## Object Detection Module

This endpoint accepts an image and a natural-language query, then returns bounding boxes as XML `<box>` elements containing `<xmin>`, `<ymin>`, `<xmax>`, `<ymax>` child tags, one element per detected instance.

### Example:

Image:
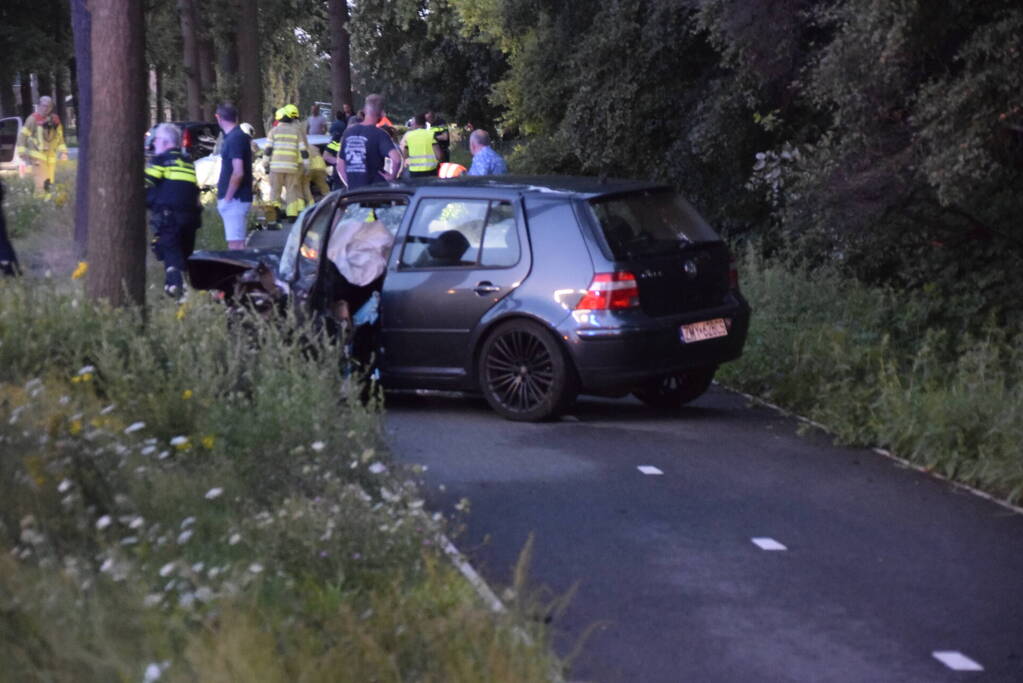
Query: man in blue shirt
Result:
<box><xmin>467</xmin><ymin>129</ymin><xmax>508</xmax><ymax>176</ymax></box>
<box><xmin>338</xmin><ymin>94</ymin><xmax>402</xmax><ymax>189</ymax></box>
<box><xmin>214</xmin><ymin>103</ymin><xmax>253</xmax><ymax>249</ymax></box>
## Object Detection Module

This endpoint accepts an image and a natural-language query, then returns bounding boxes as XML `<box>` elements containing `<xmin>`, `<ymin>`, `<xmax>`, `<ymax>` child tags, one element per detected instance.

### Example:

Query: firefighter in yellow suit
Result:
<box><xmin>16</xmin><ymin>96</ymin><xmax>68</xmax><ymax>200</ymax></box>
<box><xmin>263</xmin><ymin>104</ymin><xmax>308</xmax><ymax>222</ymax></box>
<box><xmin>303</xmin><ymin>141</ymin><xmax>330</xmax><ymax>205</ymax></box>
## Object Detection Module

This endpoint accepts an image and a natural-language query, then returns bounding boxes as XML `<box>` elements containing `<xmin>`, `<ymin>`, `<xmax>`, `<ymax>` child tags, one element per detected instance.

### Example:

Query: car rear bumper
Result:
<box><xmin>563</xmin><ymin>294</ymin><xmax>750</xmax><ymax>390</ymax></box>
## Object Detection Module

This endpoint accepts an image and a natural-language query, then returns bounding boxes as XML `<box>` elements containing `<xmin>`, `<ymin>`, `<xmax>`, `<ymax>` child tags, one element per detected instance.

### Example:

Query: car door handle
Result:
<box><xmin>474</xmin><ymin>281</ymin><xmax>501</xmax><ymax>295</ymax></box>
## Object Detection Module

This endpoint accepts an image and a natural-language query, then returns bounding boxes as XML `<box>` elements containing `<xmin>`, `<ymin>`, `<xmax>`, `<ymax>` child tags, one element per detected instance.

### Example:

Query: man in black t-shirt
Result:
<box><xmin>214</xmin><ymin>103</ymin><xmax>253</xmax><ymax>249</ymax></box>
<box><xmin>338</xmin><ymin>94</ymin><xmax>402</xmax><ymax>189</ymax></box>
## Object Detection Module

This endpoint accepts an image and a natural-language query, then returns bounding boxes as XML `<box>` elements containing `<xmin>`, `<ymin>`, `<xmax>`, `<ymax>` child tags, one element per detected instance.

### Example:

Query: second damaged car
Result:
<box><xmin>187</xmin><ymin>176</ymin><xmax>751</xmax><ymax>421</ymax></box>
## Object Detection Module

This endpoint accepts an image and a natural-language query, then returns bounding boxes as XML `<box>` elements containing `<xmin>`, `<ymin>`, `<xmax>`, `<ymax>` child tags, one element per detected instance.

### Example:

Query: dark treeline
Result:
<box><xmin>400</xmin><ymin>0</ymin><xmax>1021</xmax><ymax>323</ymax></box>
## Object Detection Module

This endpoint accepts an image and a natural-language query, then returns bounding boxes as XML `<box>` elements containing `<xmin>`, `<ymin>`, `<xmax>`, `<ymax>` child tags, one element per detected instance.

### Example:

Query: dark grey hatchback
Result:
<box><xmin>188</xmin><ymin>176</ymin><xmax>750</xmax><ymax>421</ymax></box>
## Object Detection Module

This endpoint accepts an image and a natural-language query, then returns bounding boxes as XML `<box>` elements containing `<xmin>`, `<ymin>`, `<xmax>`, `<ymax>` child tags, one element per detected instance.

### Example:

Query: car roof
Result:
<box><xmin>343</xmin><ymin>175</ymin><xmax>671</xmax><ymax>201</ymax></box>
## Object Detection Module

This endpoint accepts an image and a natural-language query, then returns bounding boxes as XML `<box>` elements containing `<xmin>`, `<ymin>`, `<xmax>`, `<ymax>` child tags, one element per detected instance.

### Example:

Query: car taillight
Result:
<box><xmin>182</xmin><ymin>129</ymin><xmax>193</xmax><ymax>149</ymax></box>
<box><xmin>575</xmin><ymin>271</ymin><xmax>640</xmax><ymax>310</ymax></box>
<box><xmin>728</xmin><ymin>255</ymin><xmax>739</xmax><ymax>290</ymax></box>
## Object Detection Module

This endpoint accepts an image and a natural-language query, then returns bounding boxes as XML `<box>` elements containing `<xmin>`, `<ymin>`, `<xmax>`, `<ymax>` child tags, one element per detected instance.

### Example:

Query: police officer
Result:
<box><xmin>145</xmin><ymin>123</ymin><xmax>201</xmax><ymax>299</ymax></box>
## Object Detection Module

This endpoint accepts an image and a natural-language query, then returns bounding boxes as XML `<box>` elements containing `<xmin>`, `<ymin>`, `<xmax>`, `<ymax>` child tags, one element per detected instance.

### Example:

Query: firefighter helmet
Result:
<box><xmin>240</xmin><ymin>122</ymin><xmax>255</xmax><ymax>137</ymax></box>
<box><xmin>282</xmin><ymin>104</ymin><xmax>300</xmax><ymax>120</ymax></box>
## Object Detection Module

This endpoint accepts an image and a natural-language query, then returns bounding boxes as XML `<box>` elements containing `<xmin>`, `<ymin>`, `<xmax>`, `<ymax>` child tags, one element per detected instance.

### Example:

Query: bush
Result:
<box><xmin>720</xmin><ymin>244</ymin><xmax>1023</xmax><ymax>502</ymax></box>
<box><xmin>0</xmin><ymin>279</ymin><xmax>561</xmax><ymax>682</ymax></box>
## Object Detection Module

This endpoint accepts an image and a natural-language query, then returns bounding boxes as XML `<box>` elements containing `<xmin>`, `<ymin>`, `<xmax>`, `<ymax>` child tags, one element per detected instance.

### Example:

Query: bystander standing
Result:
<box><xmin>214</xmin><ymin>103</ymin><xmax>253</xmax><ymax>249</ymax></box>
<box><xmin>337</xmin><ymin>94</ymin><xmax>403</xmax><ymax>189</ymax></box>
<box><xmin>307</xmin><ymin>104</ymin><xmax>327</xmax><ymax>135</ymax></box>
<box><xmin>0</xmin><ymin>180</ymin><xmax>20</xmax><ymax>277</ymax></box>
<box><xmin>466</xmin><ymin>130</ymin><xmax>508</xmax><ymax>176</ymax></box>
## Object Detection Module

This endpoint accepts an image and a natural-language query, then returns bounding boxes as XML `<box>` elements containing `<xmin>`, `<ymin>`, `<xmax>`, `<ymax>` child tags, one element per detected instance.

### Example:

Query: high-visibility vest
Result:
<box><xmin>16</xmin><ymin>113</ymin><xmax>67</xmax><ymax>163</ymax></box>
<box><xmin>437</xmin><ymin>162</ymin><xmax>467</xmax><ymax>178</ymax></box>
<box><xmin>266</xmin><ymin>121</ymin><xmax>307</xmax><ymax>173</ymax></box>
<box><xmin>404</xmin><ymin>128</ymin><xmax>438</xmax><ymax>173</ymax></box>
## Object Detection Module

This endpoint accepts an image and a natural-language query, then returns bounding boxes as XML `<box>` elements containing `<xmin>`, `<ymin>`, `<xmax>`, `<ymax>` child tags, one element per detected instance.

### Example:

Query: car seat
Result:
<box><xmin>426</xmin><ymin>229</ymin><xmax>470</xmax><ymax>266</ymax></box>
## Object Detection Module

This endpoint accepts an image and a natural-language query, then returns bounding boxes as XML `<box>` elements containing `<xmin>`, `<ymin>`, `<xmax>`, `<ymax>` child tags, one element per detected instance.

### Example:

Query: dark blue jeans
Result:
<box><xmin>0</xmin><ymin>181</ymin><xmax>18</xmax><ymax>276</ymax></box>
<box><xmin>150</xmin><ymin>208</ymin><xmax>200</xmax><ymax>290</ymax></box>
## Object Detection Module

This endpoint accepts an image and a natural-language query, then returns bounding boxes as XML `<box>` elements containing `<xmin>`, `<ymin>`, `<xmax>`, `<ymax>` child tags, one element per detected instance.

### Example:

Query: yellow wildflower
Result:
<box><xmin>71</xmin><ymin>261</ymin><xmax>88</xmax><ymax>280</ymax></box>
<box><xmin>182</xmin><ymin>389</ymin><xmax>194</xmax><ymax>400</ymax></box>
<box><xmin>69</xmin><ymin>419</ymin><xmax>82</xmax><ymax>435</ymax></box>
<box><xmin>176</xmin><ymin>304</ymin><xmax>187</xmax><ymax>321</ymax></box>
<box><xmin>201</xmin><ymin>435</ymin><xmax>215</xmax><ymax>450</ymax></box>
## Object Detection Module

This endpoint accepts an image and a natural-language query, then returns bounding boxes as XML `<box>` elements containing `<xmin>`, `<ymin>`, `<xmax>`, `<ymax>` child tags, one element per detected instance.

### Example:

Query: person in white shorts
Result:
<box><xmin>214</xmin><ymin>103</ymin><xmax>254</xmax><ymax>249</ymax></box>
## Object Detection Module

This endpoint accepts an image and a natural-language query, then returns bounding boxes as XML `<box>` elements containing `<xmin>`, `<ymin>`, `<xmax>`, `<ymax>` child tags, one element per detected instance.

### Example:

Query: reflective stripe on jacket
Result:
<box><xmin>145</xmin><ymin>148</ymin><xmax>199</xmax><ymax>210</ymax></box>
<box><xmin>16</xmin><ymin>114</ymin><xmax>68</xmax><ymax>161</ymax></box>
<box><xmin>403</xmin><ymin>128</ymin><xmax>438</xmax><ymax>173</ymax></box>
<box><xmin>265</xmin><ymin>121</ymin><xmax>308</xmax><ymax>173</ymax></box>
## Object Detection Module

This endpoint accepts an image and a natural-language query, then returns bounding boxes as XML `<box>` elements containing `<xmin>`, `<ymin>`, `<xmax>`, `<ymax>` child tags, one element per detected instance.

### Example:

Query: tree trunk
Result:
<box><xmin>54</xmin><ymin>67</ymin><xmax>68</xmax><ymax>128</ymax></box>
<box><xmin>0</xmin><ymin>75</ymin><xmax>15</xmax><ymax>117</ymax></box>
<box><xmin>19</xmin><ymin>72</ymin><xmax>33</xmax><ymax>117</ymax></box>
<box><xmin>177</xmin><ymin>0</ymin><xmax>202</xmax><ymax>121</ymax></box>
<box><xmin>236</xmin><ymin>0</ymin><xmax>263</xmax><ymax>135</ymax></box>
<box><xmin>198</xmin><ymin>37</ymin><xmax>216</xmax><ymax>119</ymax></box>
<box><xmin>155</xmin><ymin>67</ymin><xmax>164</xmax><ymax>122</ymax></box>
<box><xmin>70</xmin><ymin>1</ymin><xmax>91</xmax><ymax>258</ymax></box>
<box><xmin>85</xmin><ymin>0</ymin><xmax>147</xmax><ymax>308</ymax></box>
<box><xmin>217</xmin><ymin>30</ymin><xmax>239</xmax><ymax>102</ymax></box>
<box><xmin>328</xmin><ymin>0</ymin><xmax>353</xmax><ymax>114</ymax></box>
<box><xmin>37</xmin><ymin>72</ymin><xmax>54</xmax><ymax>101</ymax></box>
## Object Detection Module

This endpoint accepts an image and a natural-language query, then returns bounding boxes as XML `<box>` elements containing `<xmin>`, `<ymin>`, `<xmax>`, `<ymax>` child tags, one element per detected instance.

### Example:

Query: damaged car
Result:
<box><xmin>187</xmin><ymin>176</ymin><xmax>751</xmax><ymax>421</ymax></box>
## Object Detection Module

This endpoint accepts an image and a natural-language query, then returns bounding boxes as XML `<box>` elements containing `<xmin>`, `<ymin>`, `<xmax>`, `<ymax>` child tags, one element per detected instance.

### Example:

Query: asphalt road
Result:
<box><xmin>384</xmin><ymin>387</ymin><xmax>1023</xmax><ymax>683</ymax></box>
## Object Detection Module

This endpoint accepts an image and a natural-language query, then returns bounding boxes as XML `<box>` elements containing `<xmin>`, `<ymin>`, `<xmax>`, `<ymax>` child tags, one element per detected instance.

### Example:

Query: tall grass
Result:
<box><xmin>719</xmin><ymin>246</ymin><xmax>1023</xmax><ymax>502</ymax></box>
<box><xmin>0</xmin><ymin>278</ymin><xmax>561</xmax><ymax>682</ymax></box>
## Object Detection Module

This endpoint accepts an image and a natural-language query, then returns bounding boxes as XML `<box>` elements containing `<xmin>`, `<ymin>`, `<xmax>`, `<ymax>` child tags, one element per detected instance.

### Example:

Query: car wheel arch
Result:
<box><xmin>468</xmin><ymin>312</ymin><xmax>579</xmax><ymax>388</ymax></box>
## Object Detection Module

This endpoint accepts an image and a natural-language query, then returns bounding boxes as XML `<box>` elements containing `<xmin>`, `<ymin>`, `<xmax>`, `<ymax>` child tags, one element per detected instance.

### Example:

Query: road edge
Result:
<box><xmin>718</xmin><ymin>383</ymin><xmax>1023</xmax><ymax>517</ymax></box>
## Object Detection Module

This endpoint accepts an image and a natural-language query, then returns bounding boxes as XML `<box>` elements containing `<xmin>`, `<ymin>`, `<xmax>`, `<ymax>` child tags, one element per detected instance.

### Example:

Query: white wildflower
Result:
<box><xmin>228</xmin><ymin>533</ymin><xmax>241</xmax><ymax>546</ymax></box>
<box><xmin>368</xmin><ymin>462</ymin><xmax>387</xmax><ymax>475</ymax></box>
<box><xmin>101</xmin><ymin>404</ymin><xmax>116</xmax><ymax>415</ymax></box>
<box><xmin>143</xmin><ymin>593</ymin><xmax>163</xmax><ymax>608</ymax></box>
<box><xmin>158</xmin><ymin>451</ymin><xmax>170</xmax><ymax>460</ymax></box>
<box><xmin>96</xmin><ymin>515</ymin><xmax>113</xmax><ymax>531</ymax></box>
<box><xmin>129</xmin><ymin>516</ymin><xmax>144</xmax><ymax>529</ymax></box>
<box><xmin>120</xmin><ymin>536</ymin><xmax>139</xmax><ymax>546</ymax></box>
<box><xmin>204</xmin><ymin>487</ymin><xmax>223</xmax><ymax>500</ymax></box>
<box><xmin>248</xmin><ymin>563</ymin><xmax>264</xmax><ymax>574</ymax></box>
<box><xmin>124</xmin><ymin>422</ymin><xmax>145</xmax><ymax>434</ymax></box>
<box><xmin>77</xmin><ymin>365</ymin><xmax>96</xmax><ymax>376</ymax></box>
<box><xmin>59</xmin><ymin>395</ymin><xmax>70</xmax><ymax>405</ymax></box>
<box><xmin>180</xmin><ymin>517</ymin><xmax>196</xmax><ymax>529</ymax></box>
<box><xmin>195</xmin><ymin>586</ymin><xmax>213</xmax><ymax>602</ymax></box>
<box><xmin>100</xmin><ymin>558</ymin><xmax>114</xmax><ymax>573</ymax></box>
<box><xmin>57</xmin><ymin>479</ymin><xmax>73</xmax><ymax>493</ymax></box>
<box><xmin>191</xmin><ymin>562</ymin><xmax>205</xmax><ymax>573</ymax></box>
<box><xmin>159</xmin><ymin>562</ymin><xmax>176</xmax><ymax>577</ymax></box>
<box><xmin>311</xmin><ymin>440</ymin><xmax>326</xmax><ymax>452</ymax></box>
<box><xmin>141</xmin><ymin>445</ymin><xmax>157</xmax><ymax>456</ymax></box>
<box><xmin>177</xmin><ymin>529</ymin><xmax>193</xmax><ymax>545</ymax></box>
<box><xmin>169</xmin><ymin>436</ymin><xmax>188</xmax><ymax>446</ymax></box>
<box><xmin>178</xmin><ymin>592</ymin><xmax>195</xmax><ymax>609</ymax></box>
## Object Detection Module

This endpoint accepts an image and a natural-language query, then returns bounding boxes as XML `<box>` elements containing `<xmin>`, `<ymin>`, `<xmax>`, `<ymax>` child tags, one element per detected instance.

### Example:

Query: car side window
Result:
<box><xmin>400</xmin><ymin>198</ymin><xmax>489</xmax><ymax>268</ymax></box>
<box><xmin>400</xmin><ymin>198</ymin><xmax>519</xmax><ymax>269</ymax></box>
<box><xmin>479</xmin><ymin>201</ymin><xmax>520</xmax><ymax>267</ymax></box>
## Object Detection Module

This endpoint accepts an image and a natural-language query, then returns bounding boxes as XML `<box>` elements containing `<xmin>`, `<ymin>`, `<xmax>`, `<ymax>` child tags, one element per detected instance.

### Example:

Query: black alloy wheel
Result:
<box><xmin>633</xmin><ymin>366</ymin><xmax>717</xmax><ymax>411</ymax></box>
<box><xmin>478</xmin><ymin>319</ymin><xmax>577</xmax><ymax>421</ymax></box>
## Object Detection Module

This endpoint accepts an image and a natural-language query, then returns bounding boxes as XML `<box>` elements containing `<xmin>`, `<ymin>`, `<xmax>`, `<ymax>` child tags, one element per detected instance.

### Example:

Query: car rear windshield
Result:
<box><xmin>588</xmin><ymin>190</ymin><xmax>719</xmax><ymax>259</ymax></box>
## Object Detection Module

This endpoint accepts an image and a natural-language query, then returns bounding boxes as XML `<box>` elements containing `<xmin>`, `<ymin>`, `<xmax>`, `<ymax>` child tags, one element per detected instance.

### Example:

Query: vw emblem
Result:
<box><xmin>683</xmin><ymin>260</ymin><xmax>698</xmax><ymax>279</ymax></box>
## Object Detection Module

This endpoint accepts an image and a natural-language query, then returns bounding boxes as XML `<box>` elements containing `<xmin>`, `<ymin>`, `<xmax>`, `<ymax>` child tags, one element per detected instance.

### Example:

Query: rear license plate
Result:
<box><xmin>680</xmin><ymin>318</ymin><xmax>728</xmax><ymax>343</ymax></box>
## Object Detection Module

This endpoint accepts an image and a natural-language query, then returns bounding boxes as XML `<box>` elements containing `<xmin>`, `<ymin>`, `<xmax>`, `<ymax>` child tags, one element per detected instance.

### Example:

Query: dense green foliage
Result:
<box><xmin>719</xmin><ymin>244</ymin><xmax>1023</xmax><ymax>503</ymax></box>
<box><xmin>437</xmin><ymin>0</ymin><xmax>1023</xmax><ymax>318</ymax></box>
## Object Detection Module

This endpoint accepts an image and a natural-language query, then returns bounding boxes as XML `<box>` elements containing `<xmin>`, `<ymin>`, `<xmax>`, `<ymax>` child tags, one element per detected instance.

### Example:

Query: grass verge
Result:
<box><xmin>719</xmin><ymin>245</ymin><xmax>1023</xmax><ymax>503</ymax></box>
<box><xmin>0</xmin><ymin>274</ymin><xmax>561</xmax><ymax>681</ymax></box>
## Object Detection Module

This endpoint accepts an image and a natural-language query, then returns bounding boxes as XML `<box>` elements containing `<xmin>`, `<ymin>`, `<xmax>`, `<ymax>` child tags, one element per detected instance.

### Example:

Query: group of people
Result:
<box><xmin>142</xmin><ymin>94</ymin><xmax>509</xmax><ymax>299</ymax></box>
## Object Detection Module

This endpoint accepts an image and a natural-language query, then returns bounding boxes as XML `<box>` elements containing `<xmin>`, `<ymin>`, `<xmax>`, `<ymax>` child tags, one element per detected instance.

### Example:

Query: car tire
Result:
<box><xmin>633</xmin><ymin>366</ymin><xmax>716</xmax><ymax>411</ymax></box>
<box><xmin>478</xmin><ymin>319</ymin><xmax>578</xmax><ymax>422</ymax></box>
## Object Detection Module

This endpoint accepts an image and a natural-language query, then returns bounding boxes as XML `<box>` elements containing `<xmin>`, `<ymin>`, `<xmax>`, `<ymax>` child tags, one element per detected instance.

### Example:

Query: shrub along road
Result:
<box><xmin>386</xmin><ymin>388</ymin><xmax>1023</xmax><ymax>683</ymax></box>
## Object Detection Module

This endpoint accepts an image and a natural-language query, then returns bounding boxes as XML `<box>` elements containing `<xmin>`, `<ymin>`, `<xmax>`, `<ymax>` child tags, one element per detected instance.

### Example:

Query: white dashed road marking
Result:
<box><xmin>637</xmin><ymin>466</ymin><xmax>663</xmax><ymax>475</ymax></box>
<box><xmin>932</xmin><ymin>651</ymin><xmax>983</xmax><ymax>671</ymax></box>
<box><xmin>751</xmin><ymin>537</ymin><xmax>787</xmax><ymax>551</ymax></box>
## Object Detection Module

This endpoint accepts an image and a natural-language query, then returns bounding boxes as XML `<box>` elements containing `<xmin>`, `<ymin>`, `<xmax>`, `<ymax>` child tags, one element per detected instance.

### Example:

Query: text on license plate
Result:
<box><xmin>680</xmin><ymin>318</ymin><xmax>728</xmax><ymax>343</ymax></box>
